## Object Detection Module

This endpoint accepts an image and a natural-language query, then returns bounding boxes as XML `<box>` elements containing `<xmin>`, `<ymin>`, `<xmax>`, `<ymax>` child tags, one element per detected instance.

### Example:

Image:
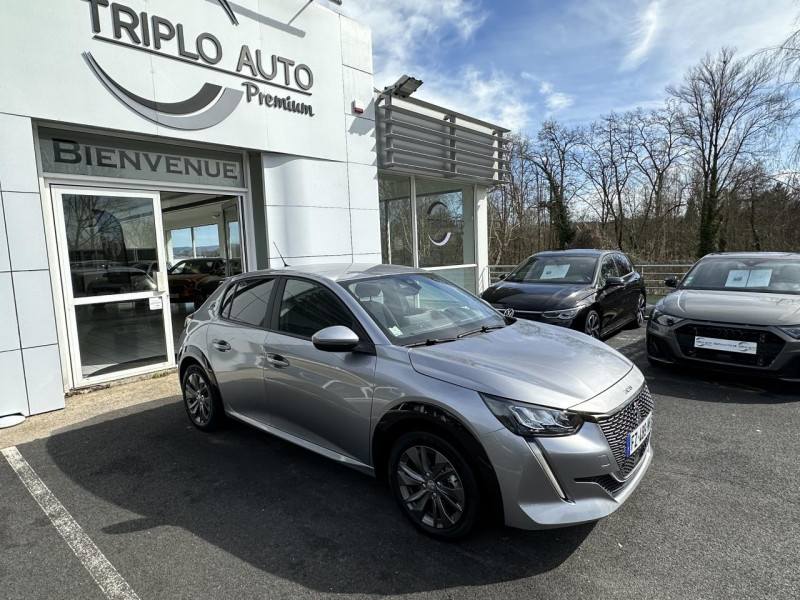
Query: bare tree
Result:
<box><xmin>668</xmin><ymin>47</ymin><xmax>789</xmax><ymax>257</ymax></box>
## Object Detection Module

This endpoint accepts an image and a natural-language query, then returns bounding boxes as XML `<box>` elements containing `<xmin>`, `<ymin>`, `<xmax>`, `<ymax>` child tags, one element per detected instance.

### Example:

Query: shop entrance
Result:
<box><xmin>52</xmin><ymin>185</ymin><xmax>244</xmax><ymax>385</ymax></box>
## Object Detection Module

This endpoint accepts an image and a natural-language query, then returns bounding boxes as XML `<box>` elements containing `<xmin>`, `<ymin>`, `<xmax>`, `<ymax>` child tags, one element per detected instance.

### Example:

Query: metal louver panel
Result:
<box><xmin>376</xmin><ymin>94</ymin><xmax>510</xmax><ymax>184</ymax></box>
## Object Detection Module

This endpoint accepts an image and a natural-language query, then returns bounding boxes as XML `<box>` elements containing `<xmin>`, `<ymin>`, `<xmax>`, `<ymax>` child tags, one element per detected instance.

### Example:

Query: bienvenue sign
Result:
<box><xmin>38</xmin><ymin>127</ymin><xmax>245</xmax><ymax>188</ymax></box>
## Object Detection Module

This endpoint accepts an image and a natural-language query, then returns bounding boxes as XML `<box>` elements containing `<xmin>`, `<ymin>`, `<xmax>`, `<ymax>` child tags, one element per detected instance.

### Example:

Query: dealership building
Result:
<box><xmin>0</xmin><ymin>0</ymin><xmax>508</xmax><ymax>422</ymax></box>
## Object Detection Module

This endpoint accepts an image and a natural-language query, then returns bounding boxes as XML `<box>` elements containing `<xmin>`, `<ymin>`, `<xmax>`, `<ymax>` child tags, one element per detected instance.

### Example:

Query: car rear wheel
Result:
<box><xmin>633</xmin><ymin>294</ymin><xmax>646</xmax><ymax>328</ymax></box>
<box><xmin>181</xmin><ymin>365</ymin><xmax>224</xmax><ymax>431</ymax></box>
<box><xmin>388</xmin><ymin>432</ymin><xmax>480</xmax><ymax>540</ymax></box>
<box><xmin>583</xmin><ymin>309</ymin><xmax>602</xmax><ymax>339</ymax></box>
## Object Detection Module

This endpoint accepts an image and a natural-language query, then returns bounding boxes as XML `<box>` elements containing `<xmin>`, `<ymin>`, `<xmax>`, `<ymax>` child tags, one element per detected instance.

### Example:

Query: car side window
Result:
<box><xmin>614</xmin><ymin>253</ymin><xmax>634</xmax><ymax>276</ymax></box>
<box><xmin>222</xmin><ymin>278</ymin><xmax>275</xmax><ymax>327</ymax></box>
<box><xmin>278</xmin><ymin>279</ymin><xmax>356</xmax><ymax>339</ymax></box>
<box><xmin>599</xmin><ymin>256</ymin><xmax>621</xmax><ymax>287</ymax></box>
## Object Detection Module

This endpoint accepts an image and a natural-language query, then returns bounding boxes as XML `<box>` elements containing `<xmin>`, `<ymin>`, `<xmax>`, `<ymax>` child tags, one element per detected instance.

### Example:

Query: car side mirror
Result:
<box><xmin>312</xmin><ymin>326</ymin><xmax>360</xmax><ymax>352</ymax></box>
<box><xmin>498</xmin><ymin>274</ymin><xmax>506</xmax><ymax>280</ymax></box>
<box><xmin>664</xmin><ymin>277</ymin><xmax>679</xmax><ymax>288</ymax></box>
<box><xmin>604</xmin><ymin>276</ymin><xmax>624</xmax><ymax>288</ymax></box>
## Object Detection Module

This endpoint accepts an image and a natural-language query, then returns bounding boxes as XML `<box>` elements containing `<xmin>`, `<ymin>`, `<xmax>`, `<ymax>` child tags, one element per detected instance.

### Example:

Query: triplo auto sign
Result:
<box><xmin>81</xmin><ymin>0</ymin><xmax>316</xmax><ymax>130</ymax></box>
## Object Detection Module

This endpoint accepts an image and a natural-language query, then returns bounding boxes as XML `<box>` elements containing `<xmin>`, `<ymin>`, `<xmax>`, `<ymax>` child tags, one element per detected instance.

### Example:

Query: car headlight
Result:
<box><xmin>481</xmin><ymin>393</ymin><xmax>582</xmax><ymax>437</ymax></box>
<box><xmin>542</xmin><ymin>306</ymin><xmax>582</xmax><ymax>320</ymax></box>
<box><xmin>778</xmin><ymin>325</ymin><xmax>800</xmax><ymax>339</ymax></box>
<box><xmin>651</xmin><ymin>309</ymin><xmax>684</xmax><ymax>327</ymax></box>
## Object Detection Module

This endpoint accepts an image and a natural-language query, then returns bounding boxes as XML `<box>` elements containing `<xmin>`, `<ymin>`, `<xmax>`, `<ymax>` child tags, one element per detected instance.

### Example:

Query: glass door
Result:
<box><xmin>222</xmin><ymin>199</ymin><xmax>243</xmax><ymax>277</ymax></box>
<box><xmin>52</xmin><ymin>186</ymin><xmax>173</xmax><ymax>384</ymax></box>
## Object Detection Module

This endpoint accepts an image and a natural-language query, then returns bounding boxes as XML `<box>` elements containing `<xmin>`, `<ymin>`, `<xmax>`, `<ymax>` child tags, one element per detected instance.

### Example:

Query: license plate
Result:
<box><xmin>694</xmin><ymin>336</ymin><xmax>757</xmax><ymax>355</ymax></box>
<box><xmin>626</xmin><ymin>412</ymin><xmax>652</xmax><ymax>457</ymax></box>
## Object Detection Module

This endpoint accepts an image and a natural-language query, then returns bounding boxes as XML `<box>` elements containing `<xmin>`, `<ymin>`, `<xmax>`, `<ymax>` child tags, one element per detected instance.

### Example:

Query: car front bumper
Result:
<box><xmin>646</xmin><ymin>319</ymin><xmax>800</xmax><ymax>381</ymax></box>
<box><xmin>480</xmin><ymin>408</ymin><xmax>653</xmax><ymax>530</ymax></box>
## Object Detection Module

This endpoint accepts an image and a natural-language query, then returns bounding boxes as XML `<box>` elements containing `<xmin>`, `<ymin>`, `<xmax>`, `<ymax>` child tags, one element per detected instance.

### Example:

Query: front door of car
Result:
<box><xmin>205</xmin><ymin>277</ymin><xmax>277</xmax><ymax>425</ymax></box>
<box><xmin>597</xmin><ymin>255</ymin><xmax>626</xmax><ymax>332</ymax></box>
<box><xmin>263</xmin><ymin>277</ymin><xmax>376</xmax><ymax>464</ymax></box>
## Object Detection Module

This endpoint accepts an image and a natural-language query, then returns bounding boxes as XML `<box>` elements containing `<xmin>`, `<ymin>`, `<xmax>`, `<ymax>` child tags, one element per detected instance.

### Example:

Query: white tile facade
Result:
<box><xmin>0</xmin><ymin>113</ymin><xmax>64</xmax><ymax>418</ymax></box>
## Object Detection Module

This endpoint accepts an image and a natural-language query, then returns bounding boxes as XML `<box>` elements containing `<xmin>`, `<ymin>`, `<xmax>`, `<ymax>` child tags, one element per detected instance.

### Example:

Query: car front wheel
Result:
<box><xmin>388</xmin><ymin>431</ymin><xmax>480</xmax><ymax>540</ymax></box>
<box><xmin>583</xmin><ymin>309</ymin><xmax>602</xmax><ymax>339</ymax></box>
<box><xmin>634</xmin><ymin>294</ymin><xmax>646</xmax><ymax>328</ymax></box>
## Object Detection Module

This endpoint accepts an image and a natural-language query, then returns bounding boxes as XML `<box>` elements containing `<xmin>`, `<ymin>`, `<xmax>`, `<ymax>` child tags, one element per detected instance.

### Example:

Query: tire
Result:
<box><xmin>181</xmin><ymin>364</ymin><xmax>225</xmax><ymax>431</ymax></box>
<box><xmin>388</xmin><ymin>431</ymin><xmax>480</xmax><ymax>541</ymax></box>
<box><xmin>583</xmin><ymin>309</ymin><xmax>602</xmax><ymax>339</ymax></box>
<box><xmin>631</xmin><ymin>294</ymin><xmax>647</xmax><ymax>329</ymax></box>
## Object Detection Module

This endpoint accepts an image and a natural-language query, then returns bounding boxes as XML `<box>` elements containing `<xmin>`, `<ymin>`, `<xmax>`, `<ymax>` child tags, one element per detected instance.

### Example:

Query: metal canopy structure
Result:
<box><xmin>376</xmin><ymin>93</ymin><xmax>510</xmax><ymax>185</ymax></box>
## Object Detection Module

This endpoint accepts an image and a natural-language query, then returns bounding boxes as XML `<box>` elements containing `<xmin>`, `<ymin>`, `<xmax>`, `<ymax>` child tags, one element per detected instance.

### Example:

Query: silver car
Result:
<box><xmin>647</xmin><ymin>252</ymin><xmax>800</xmax><ymax>380</ymax></box>
<box><xmin>177</xmin><ymin>264</ymin><xmax>653</xmax><ymax>539</ymax></box>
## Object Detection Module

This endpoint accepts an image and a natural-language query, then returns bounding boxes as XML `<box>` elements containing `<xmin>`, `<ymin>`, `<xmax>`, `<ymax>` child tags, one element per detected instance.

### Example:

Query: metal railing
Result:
<box><xmin>488</xmin><ymin>263</ymin><xmax>693</xmax><ymax>296</ymax></box>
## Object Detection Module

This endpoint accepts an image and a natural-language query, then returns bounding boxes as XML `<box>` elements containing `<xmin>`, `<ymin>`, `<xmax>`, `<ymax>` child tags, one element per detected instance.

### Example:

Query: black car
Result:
<box><xmin>481</xmin><ymin>250</ymin><xmax>647</xmax><ymax>339</ymax></box>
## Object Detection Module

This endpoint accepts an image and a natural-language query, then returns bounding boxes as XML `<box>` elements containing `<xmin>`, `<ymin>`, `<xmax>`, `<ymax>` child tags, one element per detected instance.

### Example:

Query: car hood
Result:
<box><xmin>408</xmin><ymin>320</ymin><xmax>633</xmax><ymax>410</ymax></box>
<box><xmin>481</xmin><ymin>282</ymin><xmax>595</xmax><ymax>311</ymax></box>
<box><xmin>660</xmin><ymin>290</ymin><xmax>800</xmax><ymax>325</ymax></box>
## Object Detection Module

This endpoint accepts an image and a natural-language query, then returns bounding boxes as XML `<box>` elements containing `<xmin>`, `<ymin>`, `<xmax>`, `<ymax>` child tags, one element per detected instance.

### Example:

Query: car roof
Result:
<box><xmin>232</xmin><ymin>263</ymin><xmax>427</xmax><ymax>284</ymax></box>
<box><xmin>701</xmin><ymin>252</ymin><xmax>800</xmax><ymax>259</ymax></box>
<box><xmin>532</xmin><ymin>249</ymin><xmax>614</xmax><ymax>257</ymax></box>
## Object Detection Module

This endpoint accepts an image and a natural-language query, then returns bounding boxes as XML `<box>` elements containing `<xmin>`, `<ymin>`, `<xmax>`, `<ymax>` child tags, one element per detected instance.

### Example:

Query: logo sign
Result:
<box><xmin>503</xmin><ymin>308</ymin><xmax>515</xmax><ymax>318</ymax></box>
<box><xmin>81</xmin><ymin>0</ymin><xmax>316</xmax><ymax>130</ymax></box>
<box><xmin>425</xmin><ymin>201</ymin><xmax>464</xmax><ymax>247</ymax></box>
<box><xmin>39</xmin><ymin>127</ymin><xmax>245</xmax><ymax>188</ymax></box>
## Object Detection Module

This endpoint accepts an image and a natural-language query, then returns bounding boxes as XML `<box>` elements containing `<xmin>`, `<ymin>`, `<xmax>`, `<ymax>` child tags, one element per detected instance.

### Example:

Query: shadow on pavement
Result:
<box><xmin>45</xmin><ymin>400</ymin><xmax>593</xmax><ymax>595</ymax></box>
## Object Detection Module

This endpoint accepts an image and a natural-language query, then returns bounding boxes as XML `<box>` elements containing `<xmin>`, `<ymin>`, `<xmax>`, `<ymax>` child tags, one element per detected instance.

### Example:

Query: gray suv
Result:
<box><xmin>177</xmin><ymin>264</ymin><xmax>653</xmax><ymax>539</ymax></box>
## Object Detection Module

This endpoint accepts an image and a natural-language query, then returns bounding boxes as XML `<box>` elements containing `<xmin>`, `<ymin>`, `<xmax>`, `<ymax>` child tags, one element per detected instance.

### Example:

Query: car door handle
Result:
<box><xmin>212</xmin><ymin>339</ymin><xmax>231</xmax><ymax>352</ymax></box>
<box><xmin>266</xmin><ymin>353</ymin><xmax>290</xmax><ymax>368</ymax></box>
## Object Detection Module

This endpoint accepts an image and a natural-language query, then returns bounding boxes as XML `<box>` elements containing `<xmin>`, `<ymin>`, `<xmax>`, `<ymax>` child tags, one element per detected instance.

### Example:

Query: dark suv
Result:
<box><xmin>482</xmin><ymin>250</ymin><xmax>647</xmax><ymax>339</ymax></box>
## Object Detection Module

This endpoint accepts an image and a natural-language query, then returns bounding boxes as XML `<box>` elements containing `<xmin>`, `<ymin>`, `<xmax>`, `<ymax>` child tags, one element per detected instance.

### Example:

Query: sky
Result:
<box><xmin>326</xmin><ymin>0</ymin><xmax>799</xmax><ymax>134</ymax></box>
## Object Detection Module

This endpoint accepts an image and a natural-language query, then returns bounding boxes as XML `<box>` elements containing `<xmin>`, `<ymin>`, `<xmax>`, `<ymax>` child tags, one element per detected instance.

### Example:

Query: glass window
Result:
<box><xmin>506</xmin><ymin>255</ymin><xmax>598</xmax><ymax>284</ymax></box>
<box><xmin>193</xmin><ymin>225</ymin><xmax>220</xmax><ymax>257</ymax></box>
<box><xmin>614</xmin><ymin>253</ymin><xmax>634</xmax><ymax>275</ymax></box>
<box><xmin>278</xmin><ymin>279</ymin><xmax>355</xmax><ymax>338</ymax></box>
<box><xmin>169</xmin><ymin>259</ymin><xmax>218</xmax><ymax>275</ymax></box>
<box><xmin>224</xmin><ymin>278</ymin><xmax>275</xmax><ymax>327</ymax></box>
<box><xmin>599</xmin><ymin>255</ymin><xmax>621</xmax><ymax>287</ymax></box>
<box><xmin>379</xmin><ymin>174</ymin><xmax>413</xmax><ymax>266</ymax></box>
<box><xmin>62</xmin><ymin>194</ymin><xmax>158</xmax><ymax>298</ymax></box>
<box><xmin>416</xmin><ymin>178</ymin><xmax>475</xmax><ymax>268</ymax></box>
<box><xmin>170</xmin><ymin>228</ymin><xmax>193</xmax><ymax>259</ymax></box>
<box><xmin>344</xmin><ymin>273</ymin><xmax>504</xmax><ymax>346</ymax></box>
<box><xmin>681</xmin><ymin>257</ymin><xmax>800</xmax><ymax>294</ymax></box>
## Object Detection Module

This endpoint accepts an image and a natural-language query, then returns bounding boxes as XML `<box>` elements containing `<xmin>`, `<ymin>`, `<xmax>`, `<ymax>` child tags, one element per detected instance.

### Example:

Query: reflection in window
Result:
<box><xmin>62</xmin><ymin>195</ymin><xmax>158</xmax><ymax>298</ymax></box>
<box><xmin>227</xmin><ymin>278</ymin><xmax>274</xmax><ymax>327</ymax></box>
<box><xmin>416</xmin><ymin>178</ymin><xmax>475</xmax><ymax>268</ymax></box>
<box><xmin>278</xmin><ymin>279</ymin><xmax>353</xmax><ymax>338</ymax></box>
<box><xmin>379</xmin><ymin>174</ymin><xmax>413</xmax><ymax>266</ymax></box>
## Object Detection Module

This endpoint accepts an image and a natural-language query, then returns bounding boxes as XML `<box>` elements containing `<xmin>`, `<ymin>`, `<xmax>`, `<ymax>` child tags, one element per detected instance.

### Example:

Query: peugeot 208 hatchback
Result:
<box><xmin>178</xmin><ymin>264</ymin><xmax>653</xmax><ymax>539</ymax></box>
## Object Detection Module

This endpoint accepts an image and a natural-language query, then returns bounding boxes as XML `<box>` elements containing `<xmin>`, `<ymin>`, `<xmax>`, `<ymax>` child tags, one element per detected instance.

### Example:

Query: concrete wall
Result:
<box><xmin>0</xmin><ymin>113</ymin><xmax>65</xmax><ymax>418</ymax></box>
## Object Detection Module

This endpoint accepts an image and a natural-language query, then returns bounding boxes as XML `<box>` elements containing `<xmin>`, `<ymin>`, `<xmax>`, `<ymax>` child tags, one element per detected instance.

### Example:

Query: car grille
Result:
<box><xmin>674</xmin><ymin>324</ymin><xmax>785</xmax><ymax>367</ymax></box>
<box><xmin>595</xmin><ymin>385</ymin><xmax>653</xmax><ymax>478</ymax></box>
<box><xmin>575</xmin><ymin>474</ymin><xmax>627</xmax><ymax>496</ymax></box>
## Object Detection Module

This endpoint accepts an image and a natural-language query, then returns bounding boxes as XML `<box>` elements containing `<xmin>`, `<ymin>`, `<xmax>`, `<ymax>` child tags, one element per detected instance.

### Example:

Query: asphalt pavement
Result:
<box><xmin>1</xmin><ymin>328</ymin><xmax>798</xmax><ymax>599</ymax></box>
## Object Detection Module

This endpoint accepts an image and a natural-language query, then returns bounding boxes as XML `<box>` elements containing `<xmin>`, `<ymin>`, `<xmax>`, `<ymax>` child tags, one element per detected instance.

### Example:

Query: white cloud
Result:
<box><xmin>620</xmin><ymin>0</ymin><xmax>661</xmax><ymax>71</ymax></box>
<box><xmin>539</xmin><ymin>81</ymin><xmax>554</xmax><ymax>95</ymax></box>
<box><xmin>546</xmin><ymin>92</ymin><xmax>574</xmax><ymax>111</ymax></box>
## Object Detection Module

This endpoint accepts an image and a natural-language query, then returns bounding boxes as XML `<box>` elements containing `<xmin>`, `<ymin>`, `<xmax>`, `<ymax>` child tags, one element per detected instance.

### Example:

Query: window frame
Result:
<box><xmin>219</xmin><ymin>275</ymin><xmax>278</xmax><ymax>330</ymax></box>
<box><xmin>269</xmin><ymin>276</ymin><xmax>374</xmax><ymax>349</ymax></box>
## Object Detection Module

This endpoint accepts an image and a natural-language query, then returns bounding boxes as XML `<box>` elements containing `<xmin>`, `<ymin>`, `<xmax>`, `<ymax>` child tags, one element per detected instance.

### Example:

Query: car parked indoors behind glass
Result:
<box><xmin>481</xmin><ymin>250</ymin><xmax>647</xmax><ymax>339</ymax></box>
<box><xmin>177</xmin><ymin>264</ymin><xmax>653</xmax><ymax>540</ymax></box>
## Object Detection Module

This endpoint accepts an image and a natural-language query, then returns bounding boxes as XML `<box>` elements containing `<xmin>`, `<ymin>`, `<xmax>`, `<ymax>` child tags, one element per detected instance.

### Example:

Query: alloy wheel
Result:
<box><xmin>396</xmin><ymin>445</ymin><xmax>465</xmax><ymax>529</ymax></box>
<box><xmin>585</xmin><ymin>311</ymin><xmax>601</xmax><ymax>339</ymax></box>
<box><xmin>184</xmin><ymin>372</ymin><xmax>211</xmax><ymax>426</ymax></box>
<box><xmin>636</xmin><ymin>295</ymin><xmax>646</xmax><ymax>327</ymax></box>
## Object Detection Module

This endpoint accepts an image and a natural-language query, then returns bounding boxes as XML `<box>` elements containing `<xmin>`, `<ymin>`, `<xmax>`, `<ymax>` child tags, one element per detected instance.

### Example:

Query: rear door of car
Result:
<box><xmin>597</xmin><ymin>254</ymin><xmax>626</xmax><ymax>331</ymax></box>
<box><xmin>613</xmin><ymin>253</ymin><xmax>641</xmax><ymax>318</ymax></box>
<box><xmin>262</xmin><ymin>276</ymin><xmax>376</xmax><ymax>464</ymax></box>
<box><xmin>205</xmin><ymin>277</ymin><xmax>277</xmax><ymax>425</ymax></box>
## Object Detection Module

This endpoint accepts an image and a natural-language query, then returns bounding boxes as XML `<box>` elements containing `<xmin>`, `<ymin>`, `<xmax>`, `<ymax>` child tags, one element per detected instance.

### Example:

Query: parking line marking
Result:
<box><xmin>2</xmin><ymin>446</ymin><xmax>140</xmax><ymax>600</ymax></box>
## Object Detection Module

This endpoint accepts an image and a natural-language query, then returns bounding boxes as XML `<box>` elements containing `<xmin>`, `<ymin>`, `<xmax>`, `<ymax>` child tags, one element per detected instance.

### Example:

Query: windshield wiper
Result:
<box><xmin>406</xmin><ymin>337</ymin><xmax>458</xmax><ymax>348</ymax></box>
<box><xmin>457</xmin><ymin>324</ymin><xmax>506</xmax><ymax>339</ymax></box>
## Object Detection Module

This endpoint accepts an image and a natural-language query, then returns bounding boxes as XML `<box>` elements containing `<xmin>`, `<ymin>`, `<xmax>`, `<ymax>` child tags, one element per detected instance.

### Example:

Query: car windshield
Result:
<box><xmin>506</xmin><ymin>256</ymin><xmax>598</xmax><ymax>284</ymax></box>
<box><xmin>169</xmin><ymin>260</ymin><xmax>217</xmax><ymax>275</ymax></box>
<box><xmin>681</xmin><ymin>257</ymin><xmax>800</xmax><ymax>294</ymax></box>
<box><xmin>343</xmin><ymin>273</ymin><xmax>505</xmax><ymax>346</ymax></box>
